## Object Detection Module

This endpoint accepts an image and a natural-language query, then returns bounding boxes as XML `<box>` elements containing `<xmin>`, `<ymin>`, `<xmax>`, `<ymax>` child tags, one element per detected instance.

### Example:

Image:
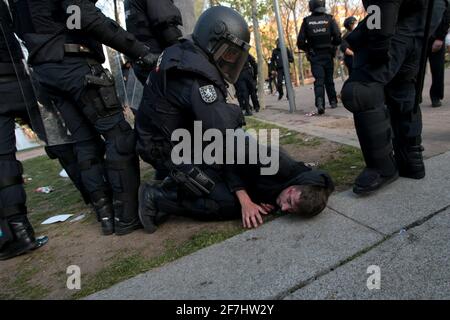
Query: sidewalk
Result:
<box><xmin>87</xmin><ymin>150</ymin><xmax>450</xmax><ymax>300</ymax></box>
<box><xmin>255</xmin><ymin>68</ymin><xmax>450</xmax><ymax>158</ymax></box>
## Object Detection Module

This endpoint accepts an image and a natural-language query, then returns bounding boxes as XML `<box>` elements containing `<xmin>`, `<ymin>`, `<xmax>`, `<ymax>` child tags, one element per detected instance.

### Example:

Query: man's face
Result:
<box><xmin>276</xmin><ymin>186</ymin><xmax>302</xmax><ymax>213</ymax></box>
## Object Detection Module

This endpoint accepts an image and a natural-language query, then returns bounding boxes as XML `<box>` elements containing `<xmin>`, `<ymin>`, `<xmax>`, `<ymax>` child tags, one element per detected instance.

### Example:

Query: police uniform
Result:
<box><xmin>235</xmin><ymin>54</ymin><xmax>260</xmax><ymax>115</ymax></box>
<box><xmin>297</xmin><ymin>1</ymin><xmax>341</xmax><ymax>113</ymax></box>
<box><xmin>0</xmin><ymin>2</ymin><xmax>47</xmax><ymax>260</ymax></box>
<box><xmin>136</xmin><ymin>6</ymin><xmax>250</xmax><ymax>233</ymax></box>
<box><xmin>271</xmin><ymin>45</ymin><xmax>294</xmax><ymax>100</ymax></box>
<box><xmin>9</xmin><ymin>0</ymin><xmax>158</xmax><ymax>236</ymax></box>
<box><xmin>340</xmin><ymin>0</ymin><xmax>444</xmax><ymax>195</ymax></box>
<box><xmin>125</xmin><ymin>0</ymin><xmax>183</xmax><ymax>84</ymax></box>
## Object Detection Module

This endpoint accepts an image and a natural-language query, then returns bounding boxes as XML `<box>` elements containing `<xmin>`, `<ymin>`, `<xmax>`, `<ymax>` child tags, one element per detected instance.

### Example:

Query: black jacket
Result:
<box><xmin>271</xmin><ymin>47</ymin><xmax>294</xmax><ymax>71</ymax></box>
<box><xmin>8</xmin><ymin>0</ymin><xmax>148</xmax><ymax>65</ymax></box>
<box><xmin>297</xmin><ymin>13</ymin><xmax>341</xmax><ymax>55</ymax></box>
<box><xmin>225</xmin><ymin>146</ymin><xmax>334</xmax><ymax>205</ymax></box>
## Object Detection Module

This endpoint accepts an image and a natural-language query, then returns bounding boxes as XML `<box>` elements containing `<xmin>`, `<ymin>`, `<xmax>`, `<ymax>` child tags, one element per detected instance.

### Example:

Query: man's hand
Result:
<box><xmin>236</xmin><ymin>190</ymin><xmax>270</xmax><ymax>229</ymax></box>
<box><xmin>432</xmin><ymin>39</ymin><xmax>444</xmax><ymax>53</ymax></box>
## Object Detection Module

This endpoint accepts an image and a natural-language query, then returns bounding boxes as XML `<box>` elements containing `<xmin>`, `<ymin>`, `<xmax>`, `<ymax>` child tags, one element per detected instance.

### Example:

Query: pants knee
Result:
<box><xmin>341</xmin><ymin>81</ymin><xmax>384</xmax><ymax>113</ymax></box>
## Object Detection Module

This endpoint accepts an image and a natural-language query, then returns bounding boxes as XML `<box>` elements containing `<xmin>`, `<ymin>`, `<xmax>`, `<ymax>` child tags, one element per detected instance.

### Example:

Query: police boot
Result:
<box><xmin>110</xmin><ymin>158</ymin><xmax>142</xmax><ymax>236</ymax></box>
<box><xmin>353</xmin><ymin>108</ymin><xmax>399</xmax><ymax>195</ymax></box>
<box><xmin>138</xmin><ymin>181</ymin><xmax>177</xmax><ymax>234</ymax></box>
<box><xmin>91</xmin><ymin>191</ymin><xmax>114</xmax><ymax>236</ymax></box>
<box><xmin>393</xmin><ymin>137</ymin><xmax>425</xmax><ymax>180</ymax></box>
<box><xmin>330</xmin><ymin>101</ymin><xmax>338</xmax><ymax>109</ymax></box>
<box><xmin>317</xmin><ymin>97</ymin><xmax>325</xmax><ymax>115</ymax></box>
<box><xmin>0</xmin><ymin>214</ymin><xmax>47</xmax><ymax>261</ymax></box>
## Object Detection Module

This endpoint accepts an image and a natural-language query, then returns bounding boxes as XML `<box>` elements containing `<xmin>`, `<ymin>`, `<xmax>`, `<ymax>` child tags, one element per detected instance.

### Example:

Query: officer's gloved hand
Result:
<box><xmin>136</xmin><ymin>51</ymin><xmax>160</xmax><ymax>69</ymax></box>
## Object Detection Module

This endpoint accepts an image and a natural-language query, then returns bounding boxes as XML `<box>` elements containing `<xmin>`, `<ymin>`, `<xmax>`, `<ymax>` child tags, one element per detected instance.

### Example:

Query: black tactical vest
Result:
<box><xmin>8</xmin><ymin>0</ymin><xmax>104</xmax><ymax>65</ymax></box>
<box><xmin>304</xmin><ymin>14</ymin><xmax>334</xmax><ymax>52</ymax></box>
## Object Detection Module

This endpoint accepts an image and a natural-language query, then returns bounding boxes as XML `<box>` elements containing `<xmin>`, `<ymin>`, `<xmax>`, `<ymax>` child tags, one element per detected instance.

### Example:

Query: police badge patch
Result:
<box><xmin>199</xmin><ymin>85</ymin><xmax>218</xmax><ymax>104</ymax></box>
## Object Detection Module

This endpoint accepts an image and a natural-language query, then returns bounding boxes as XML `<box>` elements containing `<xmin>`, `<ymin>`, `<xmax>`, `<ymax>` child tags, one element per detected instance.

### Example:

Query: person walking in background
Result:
<box><xmin>340</xmin><ymin>16</ymin><xmax>357</xmax><ymax>76</ymax></box>
<box><xmin>271</xmin><ymin>39</ymin><xmax>294</xmax><ymax>101</ymax></box>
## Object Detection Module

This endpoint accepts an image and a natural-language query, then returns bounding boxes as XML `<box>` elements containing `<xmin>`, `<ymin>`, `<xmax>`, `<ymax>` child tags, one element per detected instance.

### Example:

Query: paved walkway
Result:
<box><xmin>88</xmin><ymin>149</ymin><xmax>450</xmax><ymax>300</ymax></box>
<box><xmin>255</xmin><ymin>68</ymin><xmax>450</xmax><ymax>158</ymax></box>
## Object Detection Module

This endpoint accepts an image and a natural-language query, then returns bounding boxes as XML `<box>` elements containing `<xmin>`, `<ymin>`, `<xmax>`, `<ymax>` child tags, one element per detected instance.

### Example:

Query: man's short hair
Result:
<box><xmin>293</xmin><ymin>185</ymin><xmax>330</xmax><ymax>217</ymax></box>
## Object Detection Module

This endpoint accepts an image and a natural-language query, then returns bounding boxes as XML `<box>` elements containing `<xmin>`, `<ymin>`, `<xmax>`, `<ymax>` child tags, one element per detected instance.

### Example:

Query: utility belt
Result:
<box><xmin>64</xmin><ymin>43</ymin><xmax>93</xmax><ymax>56</ymax></box>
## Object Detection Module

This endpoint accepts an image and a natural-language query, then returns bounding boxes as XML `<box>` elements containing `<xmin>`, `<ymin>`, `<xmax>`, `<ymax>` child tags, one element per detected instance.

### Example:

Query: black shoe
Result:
<box><xmin>317</xmin><ymin>105</ymin><xmax>325</xmax><ymax>115</ymax></box>
<box><xmin>138</xmin><ymin>183</ymin><xmax>159</xmax><ymax>234</ymax></box>
<box><xmin>0</xmin><ymin>219</ymin><xmax>48</xmax><ymax>261</ymax></box>
<box><xmin>93</xmin><ymin>197</ymin><xmax>114</xmax><ymax>236</ymax></box>
<box><xmin>245</xmin><ymin>111</ymin><xmax>253</xmax><ymax>116</ymax></box>
<box><xmin>278</xmin><ymin>94</ymin><xmax>284</xmax><ymax>101</ymax></box>
<box><xmin>431</xmin><ymin>99</ymin><xmax>442</xmax><ymax>108</ymax></box>
<box><xmin>330</xmin><ymin>102</ymin><xmax>338</xmax><ymax>109</ymax></box>
<box><xmin>353</xmin><ymin>168</ymin><xmax>399</xmax><ymax>195</ymax></box>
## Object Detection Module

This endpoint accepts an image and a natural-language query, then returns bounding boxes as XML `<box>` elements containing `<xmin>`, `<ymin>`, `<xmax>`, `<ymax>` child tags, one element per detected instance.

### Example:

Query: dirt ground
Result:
<box><xmin>0</xmin><ymin>121</ymin><xmax>362</xmax><ymax>300</ymax></box>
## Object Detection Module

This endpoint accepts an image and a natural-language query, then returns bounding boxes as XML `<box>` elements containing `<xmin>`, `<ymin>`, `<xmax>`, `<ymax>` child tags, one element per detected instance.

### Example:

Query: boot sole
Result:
<box><xmin>138</xmin><ymin>184</ymin><xmax>158</xmax><ymax>234</ymax></box>
<box><xmin>0</xmin><ymin>237</ymin><xmax>48</xmax><ymax>261</ymax></box>
<box><xmin>353</xmin><ymin>172</ymin><xmax>399</xmax><ymax>195</ymax></box>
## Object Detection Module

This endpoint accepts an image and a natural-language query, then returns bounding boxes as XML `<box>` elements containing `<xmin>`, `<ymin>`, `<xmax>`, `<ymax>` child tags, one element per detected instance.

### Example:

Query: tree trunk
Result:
<box><xmin>251</xmin><ymin>0</ymin><xmax>266</xmax><ymax>109</ymax></box>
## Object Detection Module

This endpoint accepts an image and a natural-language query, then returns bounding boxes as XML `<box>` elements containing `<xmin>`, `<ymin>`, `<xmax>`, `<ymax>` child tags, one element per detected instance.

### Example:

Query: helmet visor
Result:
<box><xmin>213</xmin><ymin>34</ymin><xmax>250</xmax><ymax>84</ymax></box>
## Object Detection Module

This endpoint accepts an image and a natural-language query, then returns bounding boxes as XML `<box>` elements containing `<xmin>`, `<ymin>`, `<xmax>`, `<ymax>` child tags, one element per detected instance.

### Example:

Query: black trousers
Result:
<box><xmin>342</xmin><ymin>33</ymin><xmax>423</xmax><ymax>175</ymax></box>
<box><xmin>33</xmin><ymin>57</ymin><xmax>140</xmax><ymax>217</ymax></box>
<box><xmin>0</xmin><ymin>77</ymin><xmax>33</xmax><ymax>248</ymax></box>
<box><xmin>429</xmin><ymin>42</ymin><xmax>446</xmax><ymax>101</ymax></box>
<box><xmin>310</xmin><ymin>53</ymin><xmax>338</xmax><ymax>107</ymax></box>
<box><xmin>235</xmin><ymin>72</ymin><xmax>260</xmax><ymax>112</ymax></box>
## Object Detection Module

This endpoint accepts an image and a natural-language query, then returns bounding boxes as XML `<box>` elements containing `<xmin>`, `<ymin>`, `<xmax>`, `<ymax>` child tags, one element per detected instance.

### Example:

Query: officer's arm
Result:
<box><xmin>146</xmin><ymin>0</ymin><xmax>183</xmax><ymax>46</ymax></box>
<box><xmin>297</xmin><ymin>20</ymin><xmax>309</xmax><ymax>52</ymax></box>
<box><xmin>330</xmin><ymin>18</ymin><xmax>342</xmax><ymax>46</ymax></box>
<box><xmin>365</xmin><ymin>0</ymin><xmax>402</xmax><ymax>58</ymax></box>
<box><xmin>434</xmin><ymin>5</ymin><xmax>450</xmax><ymax>41</ymax></box>
<box><xmin>61</xmin><ymin>0</ymin><xmax>148</xmax><ymax>60</ymax></box>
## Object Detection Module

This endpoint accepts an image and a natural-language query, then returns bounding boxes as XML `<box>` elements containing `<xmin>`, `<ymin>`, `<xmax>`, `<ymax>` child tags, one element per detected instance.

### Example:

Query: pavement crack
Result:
<box><xmin>275</xmin><ymin>203</ymin><xmax>450</xmax><ymax>300</ymax></box>
<box><xmin>327</xmin><ymin>206</ymin><xmax>386</xmax><ymax>236</ymax></box>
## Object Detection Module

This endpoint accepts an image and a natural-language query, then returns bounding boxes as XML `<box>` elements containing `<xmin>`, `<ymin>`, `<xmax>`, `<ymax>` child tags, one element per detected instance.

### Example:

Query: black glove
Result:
<box><xmin>136</xmin><ymin>51</ymin><xmax>160</xmax><ymax>69</ymax></box>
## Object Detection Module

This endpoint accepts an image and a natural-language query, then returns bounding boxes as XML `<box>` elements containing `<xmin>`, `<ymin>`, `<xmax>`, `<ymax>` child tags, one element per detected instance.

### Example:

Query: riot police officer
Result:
<box><xmin>8</xmin><ymin>0</ymin><xmax>159</xmax><ymax>236</ymax></box>
<box><xmin>235</xmin><ymin>54</ymin><xmax>260</xmax><ymax>116</ymax></box>
<box><xmin>135</xmin><ymin>6</ymin><xmax>249</xmax><ymax>233</ymax></box>
<box><xmin>271</xmin><ymin>40</ymin><xmax>294</xmax><ymax>101</ymax></box>
<box><xmin>297</xmin><ymin>0</ymin><xmax>341</xmax><ymax>114</ymax></box>
<box><xmin>340</xmin><ymin>16</ymin><xmax>357</xmax><ymax>76</ymax></box>
<box><xmin>124</xmin><ymin>0</ymin><xmax>183</xmax><ymax>85</ymax></box>
<box><xmin>340</xmin><ymin>0</ymin><xmax>445</xmax><ymax>195</ymax></box>
<box><xmin>0</xmin><ymin>2</ymin><xmax>47</xmax><ymax>260</ymax></box>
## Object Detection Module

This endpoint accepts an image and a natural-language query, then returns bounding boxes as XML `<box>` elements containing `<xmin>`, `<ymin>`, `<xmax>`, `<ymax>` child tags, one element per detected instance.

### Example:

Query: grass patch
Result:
<box><xmin>319</xmin><ymin>145</ymin><xmax>365</xmax><ymax>189</ymax></box>
<box><xmin>3</xmin><ymin>263</ymin><xmax>50</xmax><ymax>300</ymax></box>
<box><xmin>244</xmin><ymin>117</ymin><xmax>322</xmax><ymax>147</ymax></box>
<box><xmin>73</xmin><ymin>227</ymin><xmax>242</xmax><ymax>299</ymax></box>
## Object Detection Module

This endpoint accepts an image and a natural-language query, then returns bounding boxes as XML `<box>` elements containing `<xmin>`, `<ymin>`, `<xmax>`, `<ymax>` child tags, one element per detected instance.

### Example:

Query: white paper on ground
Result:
<box><xmin>41</xmin><ymin>214</ymin><xmax>73</xmax><ymax>225</ymax></box>
<box><xmin>59</xmin><ymin>169</ymin><xmax>69</xmax><ymax>178</ymax></box>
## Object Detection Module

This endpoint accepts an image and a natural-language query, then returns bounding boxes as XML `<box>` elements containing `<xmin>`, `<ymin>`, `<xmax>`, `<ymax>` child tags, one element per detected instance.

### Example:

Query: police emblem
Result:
<box><xmin>199</xmin><ymin>85</ymin><xmax>217</xmax><ymax>104</ymax></box>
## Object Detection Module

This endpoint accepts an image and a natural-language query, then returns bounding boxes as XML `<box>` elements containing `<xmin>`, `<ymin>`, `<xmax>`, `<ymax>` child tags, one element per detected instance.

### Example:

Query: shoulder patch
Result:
<box><xmin>199</xmin><ymin>85</ymin><xmax>217</xmax><ymax>104</ymax></box>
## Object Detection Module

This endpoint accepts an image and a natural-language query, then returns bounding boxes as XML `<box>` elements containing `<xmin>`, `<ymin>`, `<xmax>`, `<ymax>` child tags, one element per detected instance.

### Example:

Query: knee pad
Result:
<box><xmin>341</xmin><ymin>81</ymin><xmax>384</xmax><ymax>113</ymax></box>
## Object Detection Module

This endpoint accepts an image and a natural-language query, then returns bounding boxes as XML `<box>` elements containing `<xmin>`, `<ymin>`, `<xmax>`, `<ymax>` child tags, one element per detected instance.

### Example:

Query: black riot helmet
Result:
<box><xmin>343</xmin><ymin>16</ymin><xmax>357</xmax><ymax>31</ymax></box>
<box><xmin>193</xmin><ymin>6</ymin><xmax>251</xmax><ymax>84</ymax></box>
<box><xmin>309</xmin><ymin>0</ymin><xmax>326</xmax><ymax>13</ymax></box>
